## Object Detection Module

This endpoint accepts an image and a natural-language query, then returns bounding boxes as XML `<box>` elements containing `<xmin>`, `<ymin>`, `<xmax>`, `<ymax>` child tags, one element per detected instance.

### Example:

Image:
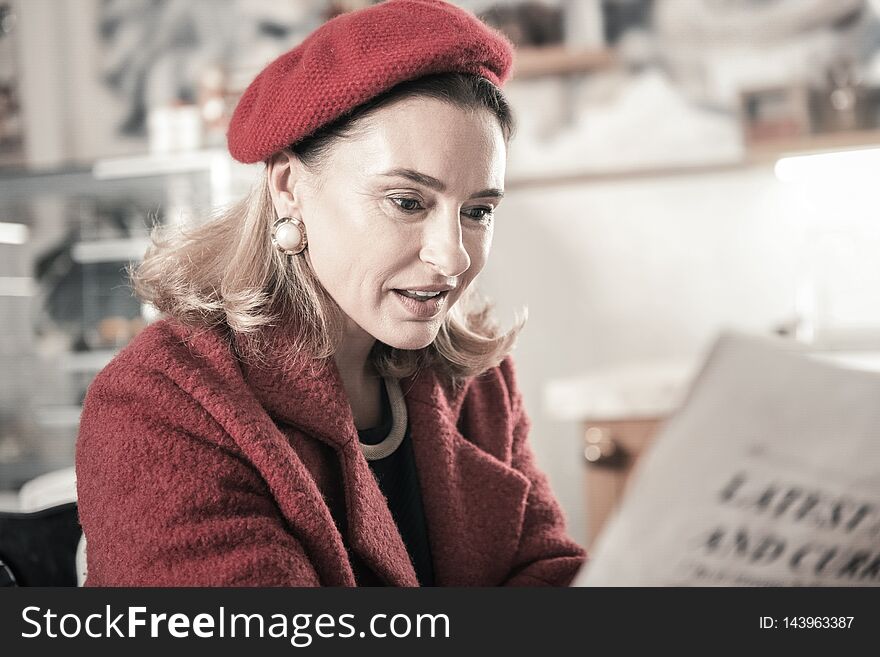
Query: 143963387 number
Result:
<box><xmin>784</xmin><ymin>617</ymin><xmax>854</xmax><ymax>629</ymax></box>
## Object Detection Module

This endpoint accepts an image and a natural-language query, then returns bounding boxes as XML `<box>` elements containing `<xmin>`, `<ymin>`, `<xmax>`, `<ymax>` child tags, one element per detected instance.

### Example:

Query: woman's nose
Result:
<box><xmin>419</xmin><ymin>210</ymin><xmax>471</xmax><ymax>278</ymax></box>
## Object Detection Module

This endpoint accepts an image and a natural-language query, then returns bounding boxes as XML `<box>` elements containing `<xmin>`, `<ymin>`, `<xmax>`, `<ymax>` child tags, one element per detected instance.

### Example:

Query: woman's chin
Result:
<box><xmin>380</xmin><ymin>327</ymin><xmax>439</xmax><ymax>351</ymax></box>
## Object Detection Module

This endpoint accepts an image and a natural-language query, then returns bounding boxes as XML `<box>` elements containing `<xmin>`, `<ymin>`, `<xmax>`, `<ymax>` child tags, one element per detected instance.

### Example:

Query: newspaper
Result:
<box><xmin>574</xmin><ymin>332</ymin><xmax>880</xmax><ymax>586</ymax></box>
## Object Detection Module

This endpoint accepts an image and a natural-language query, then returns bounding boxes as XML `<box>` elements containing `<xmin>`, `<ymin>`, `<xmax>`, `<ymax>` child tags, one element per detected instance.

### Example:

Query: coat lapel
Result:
<box><xmin>336</xmin><ymin>441</ymin><xmax>419</xmax><ymax>586</ymax></box>
<box><xmin>236</xmin><ymin>331</ymin><xmax>530</xmax><ymax>587</ymax></box>
<box><xmin>241</xmin><ymin>349</ymin><xmax>418</xmax><ymax>586</ymax></box>
<box><xmin>404</xmin><ymin>370</ymin><xmax>532</xmax><ymax>586</ymax></box>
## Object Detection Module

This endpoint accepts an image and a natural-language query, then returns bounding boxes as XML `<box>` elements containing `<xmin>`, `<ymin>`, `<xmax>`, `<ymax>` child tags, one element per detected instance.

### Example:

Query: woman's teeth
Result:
<box><xmin>399</xmin><ymin>290</ymin><xmax>442</xmax><ymax>299</ymax></box>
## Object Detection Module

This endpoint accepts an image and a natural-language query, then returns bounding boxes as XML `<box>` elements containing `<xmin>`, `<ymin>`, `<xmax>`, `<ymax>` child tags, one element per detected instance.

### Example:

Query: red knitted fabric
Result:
<box><xmin>76</xmin><ymin>319</ymin><xmax>587</xmax><ymax>586</ymax></box>
<box><xmin>227</xmin><ymin>0</ymin><xmax>514</xmax><ymax>164</ymax></box>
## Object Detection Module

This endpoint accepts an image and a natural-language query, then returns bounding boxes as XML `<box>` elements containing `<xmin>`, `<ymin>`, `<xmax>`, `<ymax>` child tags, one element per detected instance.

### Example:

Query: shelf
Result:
<box><xmin>506</xmin><ymin>158</ymin><xmax>750</xmax><ymax>189</ymax></box>
<box><xmin>61</xmin><ymin>349</ymin><xmax>118</xmax><ymax>373</ymax></box>
<box><xmin>0</xmin><ymin>163</ymin><xmax>169</xmax><ymax>201</ymax></box>
<box><xmin>512</xmin><ymin>46</ymin><xmax>614</xmax><ymax>79</ymax></box>
<box><xmin>745</xmin><ymin>129</ymin><xmax>880</xmax><ymax>160</ymax></box>
<box><xmin>71</xmin><ymin>238</ymin><xmax>151</xmax><ymax>264</ymax></box>
<box><xmin>0</xmin><ymin>276</ymin><xmax>35</xmax><ymax>297</ymax></box>
<box><xmin>92</xmin><ymin>148</ymin><xmax>234</xmax><ymax>180</ymax></box>
<box><xmin>92</xmin><ymin>149</ymin><xmax>260</xmax><ymax>208</ymax></box>
<box><xmin>0</xmin><ymin>162</ymin><xmax>93</xmax><ymax>182</ymax></box>
<box><xmin>15</xmin><ymin>129</ymin><xmax>876</xmax><ymax>197</ymax></box>
<box><xmin>34</xmin><ymin>405</ymin><xmax>82</xmax><ymax>428</ymax></box>
<box><xmin>0</xmin><ymin>459</ymin><xmax>68</xmax><ymax>493</ymax></box>
<box><xmin>508</xmin><ymin>128</ymin><xmax>880</xmax><ymax>188</ymax></box>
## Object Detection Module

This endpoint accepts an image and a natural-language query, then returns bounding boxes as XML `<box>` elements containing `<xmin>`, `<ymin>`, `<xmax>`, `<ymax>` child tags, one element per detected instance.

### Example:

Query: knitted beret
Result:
<box><xmin>227</xmin><ymin>0</ymin><xmax>514</xmax><ymax>163</ymax></box>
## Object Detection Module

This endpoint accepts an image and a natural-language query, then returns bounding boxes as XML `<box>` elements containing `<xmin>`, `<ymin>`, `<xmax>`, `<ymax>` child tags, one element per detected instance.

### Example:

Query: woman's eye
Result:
<box><xmin>463</xmin><ymin>206</ymin><xmax>494</xmax><ymax>222</ymax></box>
<box><xmin>389</xmin><ymin>197</ymin><xmax>493</xmax><ymax>222</ymax></box>
<box><xmin>390</xmin><ymin>197</ymin><xmax>424</xmax><ymax>213</ymax></box>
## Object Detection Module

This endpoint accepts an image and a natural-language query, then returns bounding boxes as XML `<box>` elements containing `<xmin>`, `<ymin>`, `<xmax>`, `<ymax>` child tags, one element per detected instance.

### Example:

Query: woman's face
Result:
<box><xmin>287</xmin><ymin>96</ymin><xmax>507</xmax><ymax>351</ymax></box>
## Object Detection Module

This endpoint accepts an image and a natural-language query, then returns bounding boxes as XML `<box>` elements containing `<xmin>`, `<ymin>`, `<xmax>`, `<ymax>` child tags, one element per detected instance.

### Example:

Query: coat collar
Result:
<box><xmin>234</xmin><ymin>337</ymin><xmax>530</xmax><ymax>586</ymax></box>
<box><xmin>237</xmin><ymin>343</ymin><xmax>424</xmax><ymax>585</ymax></box>
<box><xmin>239</xmin><ymin>349</ymin><xmax>359</xmax><ymax>448</ymax></box>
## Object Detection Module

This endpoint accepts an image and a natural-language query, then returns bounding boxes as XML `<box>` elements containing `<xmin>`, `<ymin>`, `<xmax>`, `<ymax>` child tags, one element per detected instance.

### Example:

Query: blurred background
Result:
<box><xmin>2</xmin><ymin>0</ymin><xmax>880</xmax><ymax>552</ymax></box>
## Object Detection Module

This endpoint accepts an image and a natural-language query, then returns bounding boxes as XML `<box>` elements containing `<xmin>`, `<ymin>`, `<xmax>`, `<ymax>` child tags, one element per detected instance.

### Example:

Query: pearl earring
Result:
<box><xmin>271</xmin><ymin>217</ymin><xmax>307</xmax><ymax>255</ymax></box>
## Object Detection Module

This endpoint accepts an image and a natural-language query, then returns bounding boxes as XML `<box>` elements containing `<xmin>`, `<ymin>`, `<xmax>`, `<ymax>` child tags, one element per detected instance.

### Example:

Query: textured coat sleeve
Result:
<box><xmin>76</xmin><ymin>363</ymin><xmax>321</xmax><ymax>586</ymax></box>
<box><xmin>497</xmin><ymin>357</ymin><xmax>588</xmax><ymax>586</ymax></box>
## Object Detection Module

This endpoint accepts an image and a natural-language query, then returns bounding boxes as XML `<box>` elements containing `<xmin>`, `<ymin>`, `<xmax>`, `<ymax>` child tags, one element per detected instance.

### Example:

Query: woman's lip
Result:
<box><xmin>394</xmin><ymin>286</ymin><xmax>455</xmax><ymax>293</ymax></box>
<box><xmin>392</xmin><ymin>289</ymin><xmax>448</xmax><ymax>318</ymax></box>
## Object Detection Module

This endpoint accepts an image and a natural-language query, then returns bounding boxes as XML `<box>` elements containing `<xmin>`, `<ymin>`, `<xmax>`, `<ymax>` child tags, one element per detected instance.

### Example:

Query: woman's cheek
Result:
<box><xmin>466</xmin><ymin>228</ymin><xmax>493</xmax><ymax>270</ymax></box>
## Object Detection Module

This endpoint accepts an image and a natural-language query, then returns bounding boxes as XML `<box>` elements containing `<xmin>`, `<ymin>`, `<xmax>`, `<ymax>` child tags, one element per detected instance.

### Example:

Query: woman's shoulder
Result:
<box><xmin>90</xmin><ymin>318</ymin><xmax>238</xmax><ymax>392</ymax></box>
<box><xmin>78</xmin><ymin>319</ymin><xmax>247</xmax><ymax>453</ymax></box>
<box><xmin>449</xmin><ymin>353</ymin><xmax>525</xmax><ymax>426</ymax></box>
<box><xmin>477</xmin><ymin>352</ymin><xmax>523</xmax><ymax>399</ymax></box>
<box><xmin>81</xmin><ymin>319</ymin><xmax>242</xmax><ymax>426</ymax></box>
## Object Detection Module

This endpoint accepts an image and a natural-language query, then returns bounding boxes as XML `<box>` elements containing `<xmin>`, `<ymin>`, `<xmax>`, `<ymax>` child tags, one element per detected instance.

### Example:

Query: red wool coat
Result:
<box><xmin>75</xmin><ymin>319</ymin><xmax>586</xmax><ymax>586</ymax></box>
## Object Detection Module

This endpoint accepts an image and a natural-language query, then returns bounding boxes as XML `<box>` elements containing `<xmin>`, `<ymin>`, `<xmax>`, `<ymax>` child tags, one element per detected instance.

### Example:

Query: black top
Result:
<box><xmin>356</xmin><ymin>381</ymin><xmax>435</xmax><ymax>587</ymax></box>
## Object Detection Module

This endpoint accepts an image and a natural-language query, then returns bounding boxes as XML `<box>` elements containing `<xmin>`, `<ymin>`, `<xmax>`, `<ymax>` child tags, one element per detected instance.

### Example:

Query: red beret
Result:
<box><xmin>227</xmin><ymin>0</ymin><xmax>514</xmax><ymax>164</ymax></box>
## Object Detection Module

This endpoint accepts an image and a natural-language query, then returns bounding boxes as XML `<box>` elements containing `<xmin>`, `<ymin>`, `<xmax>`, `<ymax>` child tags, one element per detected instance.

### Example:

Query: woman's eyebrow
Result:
<box><xmin>379</xmin><ymin>167</ymin><xmax>504</xmax><ymax>200</ymax></box>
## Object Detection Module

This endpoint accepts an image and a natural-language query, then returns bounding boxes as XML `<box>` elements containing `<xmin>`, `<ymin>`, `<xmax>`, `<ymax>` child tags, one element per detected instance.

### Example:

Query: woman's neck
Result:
<box><xmin>334</xmin><ymin>321</ymin><xmax>382</xmax><ymax>430</ymax></box>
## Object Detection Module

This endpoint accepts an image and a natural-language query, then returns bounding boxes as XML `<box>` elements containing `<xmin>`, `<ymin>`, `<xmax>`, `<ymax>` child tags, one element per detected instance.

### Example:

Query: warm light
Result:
<box><xmin>0</xmin><ymin>221</ymin><xmax>28</xmax><ymax>245</ymax></box>
<box><xmin>774</xmin><ymin>148</ymin><xmax>880</xmax><ymax>184</ymax></box>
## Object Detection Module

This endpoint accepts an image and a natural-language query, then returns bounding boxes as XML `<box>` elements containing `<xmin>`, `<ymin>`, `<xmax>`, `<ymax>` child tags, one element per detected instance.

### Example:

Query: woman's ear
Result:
<box><xmin>267</xmin><ymin>150</ymin><xmax>306</xmax><ymax>219</ymax></box>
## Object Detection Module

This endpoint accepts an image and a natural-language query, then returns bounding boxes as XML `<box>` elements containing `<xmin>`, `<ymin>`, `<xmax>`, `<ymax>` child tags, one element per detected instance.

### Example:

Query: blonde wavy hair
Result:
<box><xmin>130</xmin><ymin>73</ymin><xmax>526</xmax><ymax>388</ymax></box>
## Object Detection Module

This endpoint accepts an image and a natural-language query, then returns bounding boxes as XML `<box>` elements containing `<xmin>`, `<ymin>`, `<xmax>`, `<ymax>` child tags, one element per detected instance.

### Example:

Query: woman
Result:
<box><xmin>76</xmin><ymin>0</ymin><xmax>586</xmax><ymax>586</ymax></box>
